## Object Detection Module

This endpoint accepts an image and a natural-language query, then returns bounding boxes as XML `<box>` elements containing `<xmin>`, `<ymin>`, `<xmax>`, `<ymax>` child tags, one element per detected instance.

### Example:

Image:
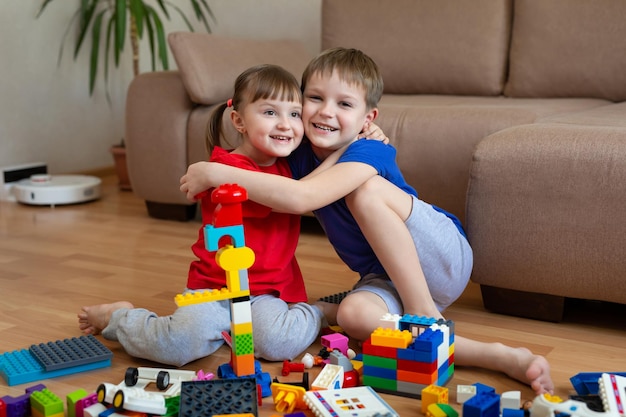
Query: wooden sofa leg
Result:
<box><xmin>480</xmin><ymin>285</ymin><xmax>565</xmax><ymax>322</ymax></box>
<box><xmin>145</xmin><ymin>201</ymin><xmax>197</xmax><ymax>221</ymax></box>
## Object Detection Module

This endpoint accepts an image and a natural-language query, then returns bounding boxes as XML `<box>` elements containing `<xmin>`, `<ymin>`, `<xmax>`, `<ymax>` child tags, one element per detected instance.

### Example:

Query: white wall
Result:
<box><xmin>0</xmin><ymin>1</ymin><xmax>321</xmax><ymax>174</ymax></box>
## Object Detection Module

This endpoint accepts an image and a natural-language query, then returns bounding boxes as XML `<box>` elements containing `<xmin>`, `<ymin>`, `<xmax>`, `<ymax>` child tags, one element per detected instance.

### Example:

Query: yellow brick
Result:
<box><xmin>370</xmin><ymin>327</ymin><xmax>412</xmax><ymax>348</ymax></box>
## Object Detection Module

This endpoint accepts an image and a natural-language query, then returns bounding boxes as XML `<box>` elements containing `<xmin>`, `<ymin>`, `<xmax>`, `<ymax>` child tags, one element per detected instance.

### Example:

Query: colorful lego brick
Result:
<box><xmin>81</xmin><ymin>403</ymin><xmax>107</xmax><ymax>417</ymax></box>
<box><xmin>65</xmin><ymin>390</ymin><xmax>88</xmax><ymax>417</ymax></box>
<box><xmin>362</xmin><ymin>354</ymin><xmax>396</xmax><ymax>370</ymax></box>
<box><xmin>204</xmin><ymin>224</ymin><xmax>246</xmax><ymax>251</ymax></box>
<box><xmin>0</xmin><ymin>339</ymin><xmax>112</xmax><ymax>386</ymax></box>
<box><xmin>463</xmin><ymin>391</ymin><xmax>500</xmax><ymax>417</ymax></box>
<box><xmin>216</xmin><ymin>245</ymin><xmax>255</xmax><ymax>292</ymax></box>
<box><xmin>271</xmin><ymin>383</ymin><xmax>307</xmax><ymax>414</ymax></box>
<box><xmin>421</xmin><ymin>385</ymin><xmax>449</xmax><ymax>414</ymax></box>
<box><xmin>570</xmin><ymin>372</ymin><xmax>626</xmax><ymax>396</ymax></box>
<box><xmin>73</xmin><ymin>393</ymin><xmax>97</xmax><ymax>417</ymax></box>
<box><xmin>230</xmin><ymin>298</ymin><xmax>252</xmax><ymax>325</ymax></box>
<box><xmin>29</xmin><ymin>336</ymin><xmax>112</xmax><ymax>372</ymax></box>
<box><xmin>311</xmin><ymin>364</ymin><xmax>344</xmax><ymax>390</ymax></box>
<box><xmin>174</xmin><ymin>287</ymin><xmax>250</xmax><ymax>306</ymax></box>
<box><xmin>321</xmin><ymin>333</ymin><xmax>350</xmax><ymax>357</ymax></box>
<box><xmin>502</xmin><ymin>408</ymin><xmax>524</xmax><ymax>417</ymax></box>
<box><xmin>370</xmin><ymin>328</ymin><xmax>412</xmax><ymax>349</ymax></box>
<box><xmin>178</xmin><ymin>378</ymin><xmax>258</xmax><ymax>417</ymax></box>
<box><xmin>456</xmin><ymin>385</ymin><xmax>477</xmax><ymax>404</ymax></box>
<box><xmin>500</xmin><ymin>391</ymin><xmax>521</xmax><ymax>411</ymax></box>
<box><xmin>379</xmin><ymin>313</ymin><xmax>402</xmax><ymax>330</ymax></box>
<box><xmin>427</xmin><ymin>403</ymin><xmax>458</xmax><ymax>417</ymax></box>
<box><xmin>599</xmin><ymin>373</ymin><xmax>626</xmax><ymax>416</ymax></box>
<box><xmin>231</xmin><ymin>353</ymin><xmax>255</xmax><ymax>377</ymax></box>
<box><xmin>210</xmin><ymin>184</ymin><xmax>247</xmax><ymax>226</ymax></box>
<box><xmin>361</xmin><ymin>374</ymin><xmax>397</xmax><ymax>392</ymax></box>
<box><xmin>303</xmin><ymin>386</ymin><xmax>399</xmax><ymax>417</ymax></box>
<box><xmin>362</xmin><ymin>338</ymin><xmax>398</xmax><ymax>359</ymax></box>
<box><xmin>30</xmin><ymin>389</ymin><xmax>63</xmax><ymax>417</ymax></box>
<box><xmin>398</xmin><ymin>314</ymin><xmax>437</xmax><ymax>335</ymax></box>
<box><xmin>317</xmin><ymin>291</ymin><xmax>349</xmax><ymax>304</ymax></box>
<box><xmin>231</xmin><ymin>331</ymin><xmax>254</xmax><ymax>356</ymax></box>
<box><xmin>0</xmin><ymin>398</ymin><xmax>6</xmax><ymax>417</ymax></box>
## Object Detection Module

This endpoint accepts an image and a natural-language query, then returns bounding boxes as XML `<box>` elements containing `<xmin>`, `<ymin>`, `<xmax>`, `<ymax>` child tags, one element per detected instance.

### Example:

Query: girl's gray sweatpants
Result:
<box><xmin>102</xmin><ymin>292</ymin><xmax>324</xmax><ymax>367</ymax></box>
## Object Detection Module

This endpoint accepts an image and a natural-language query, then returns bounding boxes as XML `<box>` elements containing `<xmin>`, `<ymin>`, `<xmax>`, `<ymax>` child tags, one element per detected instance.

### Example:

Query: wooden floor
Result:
<box><xmin>1</xmin><ymin>175</ymin><xmax>625</xmax><ymax>416</ymax></box>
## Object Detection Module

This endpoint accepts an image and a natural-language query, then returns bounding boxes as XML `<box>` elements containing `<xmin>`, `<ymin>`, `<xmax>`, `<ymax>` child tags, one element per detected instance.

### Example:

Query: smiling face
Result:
<box><xmin>302</xmin><ymin>70</ymin><xmax>378</xmax><ymax>160</ymax></box>
<box><xmin>231</xmin><ymin>97</ymin><xmax>304</xmax><ymax>166</ymax></box>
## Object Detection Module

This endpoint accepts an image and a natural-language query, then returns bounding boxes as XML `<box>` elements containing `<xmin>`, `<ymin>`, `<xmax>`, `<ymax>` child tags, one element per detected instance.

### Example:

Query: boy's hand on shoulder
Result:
<box><xmin>359</xmin><ymin>121</ymin><xmax>389</xmax><ymax>144</ymax></box>
<box><xmin>180</xmin><ymin>161</ymin><xmax>211</xmax><ymax>201</ymax></box>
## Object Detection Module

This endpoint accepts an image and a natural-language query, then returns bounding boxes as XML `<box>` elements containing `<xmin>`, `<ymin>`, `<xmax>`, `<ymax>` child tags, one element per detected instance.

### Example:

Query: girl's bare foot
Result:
<box><xmin>507</xmin><ymin>347</ymin><xmax>554</xmax><ymax>395</ymax></box>
<box><xmin>78</xmin><ymin>301</ymin><xmax>133</xmax><ymax>335</ymax></box>
<box><xmin>314</xmin><ymin>301</ymin><xmax>339</xmax><ymax>326</ymax></box>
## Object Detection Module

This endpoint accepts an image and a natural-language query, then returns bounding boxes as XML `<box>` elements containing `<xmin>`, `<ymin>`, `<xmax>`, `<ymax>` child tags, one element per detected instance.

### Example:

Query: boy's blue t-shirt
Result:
<box><xmin>288</xmin><ymin>139</ymin><xmax>466</xmax><ymax>277</ymax></box>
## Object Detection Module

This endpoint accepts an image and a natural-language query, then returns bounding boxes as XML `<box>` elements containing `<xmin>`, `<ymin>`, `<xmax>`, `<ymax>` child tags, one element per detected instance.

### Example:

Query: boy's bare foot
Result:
<box><xmin>78</xmin><ymin>301</ymin><xmax>133</xmax><ymax>335</ymax></box>
<box><xmin>507</xmin><ymin>347</ymin><xmax>554</xmax><ymax>395</ymax></box>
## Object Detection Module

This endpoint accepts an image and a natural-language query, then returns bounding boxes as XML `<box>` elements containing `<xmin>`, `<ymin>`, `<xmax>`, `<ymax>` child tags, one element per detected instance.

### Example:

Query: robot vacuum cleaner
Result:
<box><xmin>13</xmin><ymin>174</ymin><xmax>102</xmax><ymax>206</ymax></box>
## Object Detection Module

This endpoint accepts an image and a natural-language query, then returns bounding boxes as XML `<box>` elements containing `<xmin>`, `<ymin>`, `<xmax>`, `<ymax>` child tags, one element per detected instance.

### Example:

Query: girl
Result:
<box><xmin>78</xmin><ymin>64</ymin><xmax>324</xmax><ymax>366</ymax></box>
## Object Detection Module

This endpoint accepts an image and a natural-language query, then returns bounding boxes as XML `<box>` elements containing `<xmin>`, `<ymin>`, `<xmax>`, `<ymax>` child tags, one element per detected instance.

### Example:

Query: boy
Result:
<box><xmin>180</xmin><ymin>48</ymin><xmax>554</xmax><ymax>394</ymax></box>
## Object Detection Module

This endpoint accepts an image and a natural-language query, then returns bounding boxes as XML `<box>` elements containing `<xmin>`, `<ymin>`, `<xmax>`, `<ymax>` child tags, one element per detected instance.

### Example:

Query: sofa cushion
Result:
<box><xmin>322</xmin><ymin>0</ymin><xmax>512</xmax><ymax>96</ymax></box>
<box><xmin>168</xmin><ymin>32</ymin><xmax>312</xmax><ymax>105</ymax></box>
<box><xmin>505</xmin><ymin>0</ymin><xmax>626</xmax><ymax>101</ymax></box>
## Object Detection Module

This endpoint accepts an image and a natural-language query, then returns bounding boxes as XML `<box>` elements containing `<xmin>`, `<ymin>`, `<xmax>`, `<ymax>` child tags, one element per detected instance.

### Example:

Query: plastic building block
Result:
<box><xmin>321</xmin><ymin>333</ymin><xmax>350</xmax><ymax>357</ymax></box>
<box><xmin>81</xmin><ymin>403</ymin><xmax>107</xmax><ymax>417</ymax></box>
<box><xmin>29</xmin><ymin>335</ymin><xmax>112</xmax><ymax>372</ymax></box>
<box><xmin>500</xmin><ymin>391</ymin><xmax>521</xmax><ymax>411</ymax></box>
<box><xmin>427</xmin><ymin>403</ymin><xmax>459</xmax><ymax>417</ymax></box>
<box><xmin>571</xmin><ymin>373</ymin><xmax>626</xmax><ymax>396</ymax></box>
<box><xmin>174</xmin><ymin>288</ymin><xmax>250</xmax><ymax>306</ymax></box>
<box><xmin>599</xmin><ymin>373</ymin><xmax>625</xmax><ymax>416</ymax></box>
<box><xmin>304</xmin><ymin>386</ymin><xmax>399</xmax><ymax>417</ymax></box>
<box><xmin>30</xmin><ymin>389</ymin><xmax>63</xmax><ymax>417</ymax></box>
<box><xmin>178</xmin><ymin>378</ymin><xmax>258</xmax><ymax>417</ymax></box>
<box><xmin>463</xmin><ymin>391</ymin><xmax>500</xmax><ymax>417</ymax></box>
<box><xmin>0</xmin><ymin>335</ymin><xmax>112</xmax><ymax>386</ymax></box>
<box><xmin>73</xmin><ymin>393</ymin><xmax>97</xmax><ymax>417</ymax></box>
<box><xmin>216</xmin><ymin>361</ymin><xmax>271</xmax><ymax>398</ymax></box>
<box><xmin>457</xmin><ymin>385</ymin><xmax>477</xmax><ymax>404</ymax></box>
<box><xmin>317</xmin><ymin>291</ymin><xmax>349</xmax><ymax>304</ymax></box>
<box><xmin>66</xmin><ymin>389</ymin><xmax>88</xmax><ymax>417</ymax></box>
<box><xmin>311</xmin><ymin>364</ymin><xmax>344</xmax><ymax>390</ymax></box>
<box><xmin>529</xmin><ymin>393</ymin><xmax>615</xmax><ymax>417</ymax></box>
<box><xmin>371</xmin><ymin>328</ymin><xmax>412</xmax><ymax>349</ymax></box>
<box><xmin>502</xmin><ymin>409</ymin><xmax>525</xmax><ymax>417</ymax></box>
<box><xmin>210</xmin><ymin>184</ymin><xmax>247</xmax><ymax>227</ymax></box>
<box><xmin>271</xmin><ymin>383</ymin><xmax>307</xmax><ymax>414</ymax></box>
<box><xmin>282</xmin><ymin>360</ymin><xmax>305</xmax><ymax>376</ymax></box>
<box><xmin>0</xmin><ymin>398</ymin><xmax>6</xmax><ymax>417</ymax></box>
<box><xmin>422</xmin><ymin>385</ymin><xmax>449</xmax><ymax>414</ymax></box>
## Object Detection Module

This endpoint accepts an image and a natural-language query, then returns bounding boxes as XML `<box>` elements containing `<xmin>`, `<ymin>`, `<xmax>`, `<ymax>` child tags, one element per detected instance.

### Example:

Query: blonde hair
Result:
<box><xmin>206</xmin><ymin>64</ymin><xmax>302</xmax><ymax>153</ymax></box>
<box><xmin>301</xmin><ymin>47</ymin><xmax>383</xmax><ymax>110</ymax></box>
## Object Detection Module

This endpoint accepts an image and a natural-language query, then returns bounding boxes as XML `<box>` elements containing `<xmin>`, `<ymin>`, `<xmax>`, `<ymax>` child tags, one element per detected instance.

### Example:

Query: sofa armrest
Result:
<box><xmin>125</xmin><ymin>70</ymin><xmax>194</xmax><ymax>206</ymax></box>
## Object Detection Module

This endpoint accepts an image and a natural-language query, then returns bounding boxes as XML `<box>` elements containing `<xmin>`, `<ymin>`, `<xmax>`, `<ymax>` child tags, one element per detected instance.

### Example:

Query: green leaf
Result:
<box><xmin>74</xmin><ymin>0</ymin><xmax>98</xmax><ymax>59</ymax></box>
<box><xmin>154</xmin><ymin>0</ymin><xmax>170</xmax><ymax>20</ymax></box>
<box><xmin>114</xmin><ymin>0</ymin><xmax>127</xmax><ymax>66</ymax></box>
<box><xmin>129</xmin><ymin>0</ymin><xmax>145</xmax><ymax>38</ymax></box>
<box><xmin>146</xmin><ymin>7</ymin><xmax>169</xmax><ymax>70</ymax></box>
<box><xmin>167</xmin><ymin>3</ymin><xmax>195</xmax><ymax>32</ymax></box>
<box><xmin>89</xmin><ymin>10</ymin><xmax>106</xmax><ymax>96</ymax></box>
<box><xmin>143</xmin><ymin>13</ymin><xmax>157</xmax><ymax>70</ymax></box>
<box><xmin>36</xmin><ymin>0</ymin><xmax>55</xmax><ymax>18</ymax></box>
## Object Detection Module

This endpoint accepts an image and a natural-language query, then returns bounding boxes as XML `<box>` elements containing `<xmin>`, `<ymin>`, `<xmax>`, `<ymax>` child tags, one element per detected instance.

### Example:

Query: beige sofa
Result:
<box><xmin>125</xmin><ymin>0</ymin><xmax>626</xmax><ymax>321</ymax></box>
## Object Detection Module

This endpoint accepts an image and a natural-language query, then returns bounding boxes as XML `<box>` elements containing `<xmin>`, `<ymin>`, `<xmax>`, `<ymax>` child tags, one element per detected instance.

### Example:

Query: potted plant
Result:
<box><xmin>37</xmin><ymin>0</ymin><xmax>214</xmax><ymax>190</ymax></box>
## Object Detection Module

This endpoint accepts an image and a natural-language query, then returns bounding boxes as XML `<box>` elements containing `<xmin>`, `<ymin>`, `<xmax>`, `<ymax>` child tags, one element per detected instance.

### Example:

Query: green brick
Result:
<box><xmin>362</xmin><ymin>354</ymin><xmax>397</xmax><ymax>369</ymax></box>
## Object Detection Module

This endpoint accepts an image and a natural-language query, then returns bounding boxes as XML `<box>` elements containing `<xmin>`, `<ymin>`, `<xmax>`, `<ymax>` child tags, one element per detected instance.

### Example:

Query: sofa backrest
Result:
<box><xmin>168</xmin><ymin>32</ymin><xmax>312</xmax><ymax>105</ymax></box>
<box><xmin>322</xmin><ymin>0</ymin><xmax>513</xmax><ymax>96</ymax></box>
<box><xmin>504</xmin><ymin>0</ymin><xmax>626</xmax><ymax>102</ymax></box>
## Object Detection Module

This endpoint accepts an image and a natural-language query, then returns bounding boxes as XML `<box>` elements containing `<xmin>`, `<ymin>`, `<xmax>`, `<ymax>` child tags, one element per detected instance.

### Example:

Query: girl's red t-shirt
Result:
<box><xmin>186</xmin><ymin>147</ymin><xmax>307</xmax><ymax>303</ymax></box>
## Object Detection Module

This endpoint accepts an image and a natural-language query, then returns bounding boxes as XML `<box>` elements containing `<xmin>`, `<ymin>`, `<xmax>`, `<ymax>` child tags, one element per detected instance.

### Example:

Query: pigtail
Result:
<box><xmin>205</xmin><ymin>102</ymin><xmax>229</xmax><ymax>155</ymax></box>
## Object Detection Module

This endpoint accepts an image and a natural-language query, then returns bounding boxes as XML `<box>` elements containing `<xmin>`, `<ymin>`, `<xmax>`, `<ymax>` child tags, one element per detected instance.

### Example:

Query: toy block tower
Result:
<box><xmin>361</xmin><ymin>314</ymin><xmax>455</xmax><ymax>398</ymax></box>
<box><xmin>174</xmin><ymin>184</ymin><xmax>255</xmax><ymax>377</ymax></box>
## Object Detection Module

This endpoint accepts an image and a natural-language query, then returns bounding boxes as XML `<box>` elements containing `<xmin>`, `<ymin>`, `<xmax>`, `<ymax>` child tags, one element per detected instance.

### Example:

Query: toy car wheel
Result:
<box><xmin>96</xmin><ymin>384</ymin><xmax>107</xmax><ymax>404</ymax></box>
<box><xmin>156</xmin><ymin>371</ymin><xmax>170</xmax><ymax>390</ymax></box>
<box><xmin>125</xmin><ymin>367</ymin><xmax>139</xmax><ymax>386</ymax></box>
<box><xmin>113</xmin><ymin>390</ymin><xmax>125</xmax><ymax>409</ymax></box>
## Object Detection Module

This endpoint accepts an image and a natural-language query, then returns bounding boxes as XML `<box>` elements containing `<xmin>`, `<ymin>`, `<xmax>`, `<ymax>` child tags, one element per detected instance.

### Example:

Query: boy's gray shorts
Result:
<box><xmin>350</xmin><ymin>195</ymin><xmax>473</xmax><ymax>313</ymax></box>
